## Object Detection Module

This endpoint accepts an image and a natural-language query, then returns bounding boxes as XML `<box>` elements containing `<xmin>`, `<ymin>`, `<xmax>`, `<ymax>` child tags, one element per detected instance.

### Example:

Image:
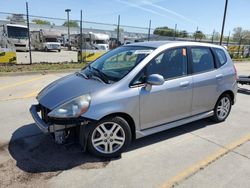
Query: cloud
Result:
<box><xmin>142</xmin><ymin>0</ymin><xmax>196</xmax><ymax>24</ymax></box>
<box><xmin>116</xmin><ymin>0</ymin><xmax>180</xmax><ymax>22</ymax></box>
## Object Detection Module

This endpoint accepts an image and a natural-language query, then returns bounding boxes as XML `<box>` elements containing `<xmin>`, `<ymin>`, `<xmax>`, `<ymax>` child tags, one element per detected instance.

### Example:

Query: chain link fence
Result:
<box><xmin>0</xmin><ymin>7</ymin><xmax>249</xmax><ymax>64</ymax></box>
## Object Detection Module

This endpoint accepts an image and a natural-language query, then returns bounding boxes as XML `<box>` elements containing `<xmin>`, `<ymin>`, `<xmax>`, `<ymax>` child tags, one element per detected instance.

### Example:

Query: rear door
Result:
<box><xmin>190</xmin><ymin>47</ymin><xmax>221</xmax><ymax>115</ymax></box>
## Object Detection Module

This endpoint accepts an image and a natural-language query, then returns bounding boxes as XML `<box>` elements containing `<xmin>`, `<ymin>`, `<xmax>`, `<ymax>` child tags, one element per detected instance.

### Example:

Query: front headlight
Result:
<box><xmin>48</xmin><ymin>94</ymin><xmax>91</xmax><ymax>118</ymax></box>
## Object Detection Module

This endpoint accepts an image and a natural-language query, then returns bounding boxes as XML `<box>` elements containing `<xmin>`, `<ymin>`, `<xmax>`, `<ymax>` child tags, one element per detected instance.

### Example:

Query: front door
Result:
<box><xmin>139</xmin><ymin>47</ymin><xmax>193</xmax><ymax>130</ymax></box>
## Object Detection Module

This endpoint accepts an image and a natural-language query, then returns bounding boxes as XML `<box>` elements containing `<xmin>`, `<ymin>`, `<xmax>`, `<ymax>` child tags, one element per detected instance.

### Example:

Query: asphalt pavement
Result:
<box><xmin>0</xmin><ymin>63</ymin><xmax>249</xmax><ymax>188</ymax></box>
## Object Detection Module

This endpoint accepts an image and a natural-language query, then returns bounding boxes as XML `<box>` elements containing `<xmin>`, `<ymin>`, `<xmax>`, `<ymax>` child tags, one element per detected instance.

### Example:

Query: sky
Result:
<box><xmin>0</xmin><ymin>0</ymin><xmax>249</xmax><ymax>35</ymax></box>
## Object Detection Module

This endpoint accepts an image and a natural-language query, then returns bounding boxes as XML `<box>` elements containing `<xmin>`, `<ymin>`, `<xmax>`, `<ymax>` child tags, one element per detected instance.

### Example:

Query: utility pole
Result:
<box><xmin>117</xmin><ymin>15</ymin><xmax>120</xmax><ymax>46</ymax></box>
<box><xmin>226</xmin><ymin>31</ymin><xmax>231</xmax><ymax>47</ymax></box>
<box><xmin>148</xmin><ymin>20</ymin><xmax>151</xmax><ymax>41</ymax></box>
<box><xmin>237</xmin><ymin>36</ymin><xmax>242</xmax><ymax>58</ymax></box>
<box><xmin>212</xmin><ymin>30</ymin><xmax>215</xmax><ymax>43</ymax></box>
<box><xmin>65</xmin><ymin>9</ymin><xmax>71</xmax><ymax>50</ymax></box>
<box><xmin>194</xmin><ymin>26</ymin><xmax>198</xmax><ymax>41</ymax></box>
<box><xmin>80</xmin><ymin>10</ymin><xmax>83</xmax><ymax>63</ymax></box>
<box><xmin>174</xmin><ymin>24</ymin><xmax>177</xmax><ymax>40</ymax></box>
<box><xmin>220</xmin><ymin>0</ymin><xmax>228</xmax><ymax>45</ymax></box>
<box><xmin>26</xmin><ymin>2</ymin><xmax>32</xmax><ymax>65</ymax></box>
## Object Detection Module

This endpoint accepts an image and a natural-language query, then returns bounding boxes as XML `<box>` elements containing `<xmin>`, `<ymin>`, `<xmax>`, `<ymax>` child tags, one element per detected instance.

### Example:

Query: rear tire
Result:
<box><xmin>211</xmin><ymin>94</ymin><xmax>232</xmax><ymax>122</ymax></box>
<box><xmin>87</xmin><ymin>116</ymin><xmax>132</xmax><ymax>158</ymax></box>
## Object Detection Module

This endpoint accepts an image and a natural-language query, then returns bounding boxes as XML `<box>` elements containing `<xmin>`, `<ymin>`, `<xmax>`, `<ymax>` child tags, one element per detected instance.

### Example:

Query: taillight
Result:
<box><xmin>233</xmin><ymin>64</ymin><xmax>238</xmax><ymax>80</ymax></box>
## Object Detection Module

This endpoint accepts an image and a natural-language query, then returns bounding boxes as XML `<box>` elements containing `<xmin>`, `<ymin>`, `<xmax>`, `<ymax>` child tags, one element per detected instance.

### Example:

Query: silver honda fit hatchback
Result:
<box><xmin>30</xmin><ymin>41</ymin><xmax>238</xmax><ymax>158</ymax></box>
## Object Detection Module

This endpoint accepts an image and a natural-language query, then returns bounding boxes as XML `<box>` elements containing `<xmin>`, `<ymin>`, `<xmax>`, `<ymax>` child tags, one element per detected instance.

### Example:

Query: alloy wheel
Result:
<box><xmin>216</xmin><ymin>97</ymin><xmax>231</xmax><ymax>120</ymax></box>
<box><xmin>91</xmin><ymin>122</ymin><xmax>125</xmax><ymax>154</ymax></box>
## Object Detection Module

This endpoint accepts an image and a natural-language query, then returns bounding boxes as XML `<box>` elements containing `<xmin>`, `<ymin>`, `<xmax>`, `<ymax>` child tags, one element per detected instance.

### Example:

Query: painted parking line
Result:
<box><xmin>0</xmin><ymin>75</ymin><xmax>46</xmax><ymax>91</ymax></box>
<box><xmin>159</xmin><ymin>133</ymin><xmax>250</xmax><ymax>188</ymax></box>
<box><xmin>0</xmin><ymin>90</ymin><xmax>39</xmax><ymax>101</ymax></box>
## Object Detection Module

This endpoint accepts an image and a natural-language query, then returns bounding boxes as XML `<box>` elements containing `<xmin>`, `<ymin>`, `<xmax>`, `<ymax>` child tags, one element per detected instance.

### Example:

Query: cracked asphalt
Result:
<box><xmin>0</xmin><ymin>62</ymin><xmax>250</xmax><ymax>188</ymax></box>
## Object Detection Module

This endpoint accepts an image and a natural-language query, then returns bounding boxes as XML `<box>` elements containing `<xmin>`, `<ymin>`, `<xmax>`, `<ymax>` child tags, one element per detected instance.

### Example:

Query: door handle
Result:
<box><xmin>216</xmin><ymin>74</ymin><xmax>223</xmax><ymax>80</ymax></box>
<box><xmin>180</xmin><ymin>81</ymin><xmax>190</xmax><ymax>87</ymax></box>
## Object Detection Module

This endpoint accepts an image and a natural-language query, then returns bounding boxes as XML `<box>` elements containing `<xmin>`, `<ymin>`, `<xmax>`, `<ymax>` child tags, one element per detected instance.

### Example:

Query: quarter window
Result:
<box><xmin>214</xmin><ymin>48</ymin><xmax>227</xmax><ymax>66</ymax></box>
<box><xmin>191</xmin><ymin>47</ymin><xmax>215</xmax><ymax>73</ymax></box>
<box><xmin>146</xmin><ymin>48</ymin><xmax>188</xmax><ymax>79</ymax></box>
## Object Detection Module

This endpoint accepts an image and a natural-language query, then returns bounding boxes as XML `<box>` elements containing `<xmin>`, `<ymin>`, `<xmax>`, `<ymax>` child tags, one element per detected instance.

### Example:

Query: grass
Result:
<box><xmin>0</xmin><ymin>62</ymin><xmax>88</xmax><ymax>73</ymax></box>
<box><xmin>232</xmin><ymin>57</ymin><xmax>250</xmax><ymax>62</ymax></box>
<box><xmin>0</xmin><ymin>58</ymin><xmax>249</xmax><ymax>74</ymax></box>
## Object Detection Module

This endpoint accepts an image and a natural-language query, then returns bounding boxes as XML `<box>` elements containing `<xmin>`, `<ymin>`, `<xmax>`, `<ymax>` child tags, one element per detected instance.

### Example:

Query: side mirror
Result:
<box><xmin>146</xmin><ymin>74</ymin><xmax>164</xmax><ymax>86</ymax></box>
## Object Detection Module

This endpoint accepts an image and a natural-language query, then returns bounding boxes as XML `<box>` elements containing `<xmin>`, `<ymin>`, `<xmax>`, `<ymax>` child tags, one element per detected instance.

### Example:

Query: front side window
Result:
<box><xmin>147</xmin><ymin>47</ymin><xmax>188</xmax><ymax>79</ymax></box>
<box><xmin>132</xmin><ymin>47</ymin><xmax>188</xmax><ymax>85</ymax></box>
<box><xmin>191</xmin><ymin>47</ymin><xmax>215</xmax><ymax>73</ymax></box>
<box><xmin>82</xmin><ymin>46</ymin><xmax>154</xmax><ymax>83</ymax></box>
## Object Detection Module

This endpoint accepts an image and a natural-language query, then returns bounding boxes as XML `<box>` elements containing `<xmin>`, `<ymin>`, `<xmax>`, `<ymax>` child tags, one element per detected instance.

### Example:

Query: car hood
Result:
<box><xmin>37</xmin><ymin>73</ymin><xmax>107</xmax><ymax>110</ymax></box>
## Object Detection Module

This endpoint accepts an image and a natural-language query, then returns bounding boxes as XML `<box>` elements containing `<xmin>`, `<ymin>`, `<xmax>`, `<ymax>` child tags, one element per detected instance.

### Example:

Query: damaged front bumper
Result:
<box><xmin>29</xmin><ymin>104</ymin><xmax>90</xmax><ymax>134</ymax></box>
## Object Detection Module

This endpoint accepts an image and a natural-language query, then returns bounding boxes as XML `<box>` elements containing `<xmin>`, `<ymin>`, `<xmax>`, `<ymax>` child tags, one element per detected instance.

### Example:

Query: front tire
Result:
<box><xmin>211</xmin><ymin>94</ymin><xmax>232</xmax><ymax>122</ymax></box>
<box><xmin>87</xmin><ymin>116</ymin><xmax>132</xmax><ymax>158</ymax></box>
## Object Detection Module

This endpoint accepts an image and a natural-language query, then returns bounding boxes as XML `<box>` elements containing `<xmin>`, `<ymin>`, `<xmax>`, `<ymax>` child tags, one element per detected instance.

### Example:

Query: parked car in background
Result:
<box><xmin>30</xmin><ymin>41</ymin><xmax>238</xmax><ymax>158</ymax></box>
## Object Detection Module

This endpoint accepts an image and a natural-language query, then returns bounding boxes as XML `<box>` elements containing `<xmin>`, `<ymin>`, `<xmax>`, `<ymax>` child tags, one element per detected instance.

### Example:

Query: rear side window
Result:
<box><xmin>191</xmin><ymin>47</ymin><xmax>215</xmax><ymax>74</ymax></box>
<box><xmin>214</xmin><ymin>48</ymin><xmax>227</xmax><ymax>66</ymax></box>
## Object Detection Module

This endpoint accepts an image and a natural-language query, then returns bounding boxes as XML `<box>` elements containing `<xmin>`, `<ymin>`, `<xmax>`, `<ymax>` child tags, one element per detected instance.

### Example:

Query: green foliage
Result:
<box><xmin>153</xmin><ymin>27</ymin><xmax>175</xmax><ymax>37</ymax></box>
<box><xmin>193</xmin><ymin>31</ymin><xmax>205</xmax><ymax>40</ymax></box>
<box><xmin>114</xmin><ymin>28</ymin><xmax>125</xmax><ymax>32</ymax></box>
<box><xmin>232</xmin><ymin>27</ymin><xmax>250</xmax><ymax>44</ymax></box>
<box><xmin>62</xmin><ymin>20</ymin><xmax>79</xmax><ymax>28</ymax></box>
<box><xmin>212</xmin><ymin>31</ymin><xmax>221</xmax><ymax>41</ymax></box>
<box><xmin>179</xmin><ymin>30</ymin><xmax>188</xmax><ymax>38</ymax></box>
<box><xmin>153</xmin><ymin>27</ymin><xmax>188</xmax><ymax>38</ymax></box>
<box><xmin>0</xmin><ymin>62</ymin><xmax>87</xmax><ymax>73</ymax></box>
<box><xmin>32</xmin><ymin>19</ymin><xmax>51</xmax><ymax>25</ymax></box>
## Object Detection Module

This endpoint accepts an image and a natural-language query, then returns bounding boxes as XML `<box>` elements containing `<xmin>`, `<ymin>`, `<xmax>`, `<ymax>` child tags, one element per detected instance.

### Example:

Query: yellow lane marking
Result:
<box><xmin>0</xmin><ymin>76</ymin><xmax>46</xmax><ymax>91</ymax></box>
<box><xmin>159</xmin><ymin>134</ymin><xmax>250</xmax><ymax>188</ymax></box>
<box><xmin>23</xmin><ymin>91</ymin><xmax>39</xmax><ymax>98</ymax></box>
<box><xmin>0</xmin><ymin>91</ymin><xmax>39</xmax><ymax>101</ymax></box>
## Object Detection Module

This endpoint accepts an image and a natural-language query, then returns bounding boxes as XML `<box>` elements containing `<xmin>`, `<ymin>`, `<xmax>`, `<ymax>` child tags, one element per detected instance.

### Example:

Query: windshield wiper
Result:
<box><xmin>89</xmin><ymin>65</ymin><xmax>110</xmax><ymax>84</ymax></box>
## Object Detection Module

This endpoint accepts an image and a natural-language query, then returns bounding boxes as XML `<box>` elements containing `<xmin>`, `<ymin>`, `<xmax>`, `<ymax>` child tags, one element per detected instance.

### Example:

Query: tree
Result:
<box><xmin>212</xmin><ymin>31</ymin><xmax>221</xmax><ymax>41</ymax></box>
<box><xmin>153</xmin><ymin>27</ymin><xmax>175</xmax><ymax>37</ymax></box>
<box><xmin>32</xmin><ymin>19</ymin><xmax>51</xmax><ymax>25</ymax></box>
<box><xmin>232</xmin><ymin>27</ymin><xmax>250</xmax><ymax>44</ymax></box>
<box><xmin>114</xmin><ymin>28</ymin><xmax>125</xmax><ymax>32</ymax></box>
<box><xmin>232</xmin><ymin>27</ymin><xmax>243</xmax><ymax>42</ymax></box>
<box><xmin>6</xmin><ymin>14</ymin><xmax>25</xmax><ymax>23</ymax></box>
<box><xmin>178</xmin><ymin>30</ymin><xmax>188</xmax><ymax>38</ymax></box>
<box><xmin>62</xmin><ymin>20</ymin><xmax>79</xmax><ymax>28</ymax></box>
<box><xmin>193</xmin><ymin>30</ymin><xmax>205</xmax><ymax>41</ymax></box>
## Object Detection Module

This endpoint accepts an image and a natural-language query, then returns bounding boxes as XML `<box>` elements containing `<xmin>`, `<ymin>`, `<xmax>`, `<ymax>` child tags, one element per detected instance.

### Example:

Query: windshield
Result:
<box><xmin>81</xmin><ymin>46</ymin><xmax>154</xmax><ymax>83</ymax></box>
<box><xmin>95</xmin><ymin>40</ymin><xmax>108</xmax><ymax>44</ymax></box>
<box><xmin>45</xmin><ymin>38</ymin><xmax>58</xmax><ymax>42</ymax></box>
<box><xmin>7</xmin><ymin>26</ymin><xmax>28</xmax><ymax>39</ymax></box>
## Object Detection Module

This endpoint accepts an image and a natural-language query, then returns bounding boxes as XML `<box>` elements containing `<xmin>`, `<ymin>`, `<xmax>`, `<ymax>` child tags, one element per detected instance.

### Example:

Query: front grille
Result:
<box><xmin>14</xmin><ymin>44</ymin><xmax>26</xmax><ymax>47</ymax></box>
<box><xmin>40</xmin><ymin>104</ymin><xmax>51</xmax><ymax>123</ymax></box>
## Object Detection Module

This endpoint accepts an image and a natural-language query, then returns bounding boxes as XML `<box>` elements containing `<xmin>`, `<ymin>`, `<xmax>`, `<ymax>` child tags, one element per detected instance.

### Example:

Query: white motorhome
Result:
<box><xmin>0</xmin><ymin>24</ymin><xmax>29</xmax><ymax>51</ymax></box>
<box><xmin>91</xmin><ymin>33</ymin><xmax>109</xmax><ymax>51</ymax></box>
<box><xmin>31</xmin><ymin>30</ymin><xmax>61</xmax><ymax>52</ymax></box>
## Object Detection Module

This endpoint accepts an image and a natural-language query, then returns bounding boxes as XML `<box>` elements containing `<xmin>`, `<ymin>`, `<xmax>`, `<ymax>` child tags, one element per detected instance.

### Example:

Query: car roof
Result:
<box><xmin>125</xmin><ymin>40</ymin><xmax>224</xmax><ymax>49</ymax></box>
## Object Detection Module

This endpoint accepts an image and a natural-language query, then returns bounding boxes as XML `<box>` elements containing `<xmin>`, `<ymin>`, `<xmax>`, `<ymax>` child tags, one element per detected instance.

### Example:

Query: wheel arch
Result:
<box><xmin>219</xmin><ymin>90</ymin><xmax>235</xmax><ymax>105</ymax></box>
<box><xmin>99</xmin><ymin>112</ymin><xmax>136</xmax><ymax>140</ymax></box>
